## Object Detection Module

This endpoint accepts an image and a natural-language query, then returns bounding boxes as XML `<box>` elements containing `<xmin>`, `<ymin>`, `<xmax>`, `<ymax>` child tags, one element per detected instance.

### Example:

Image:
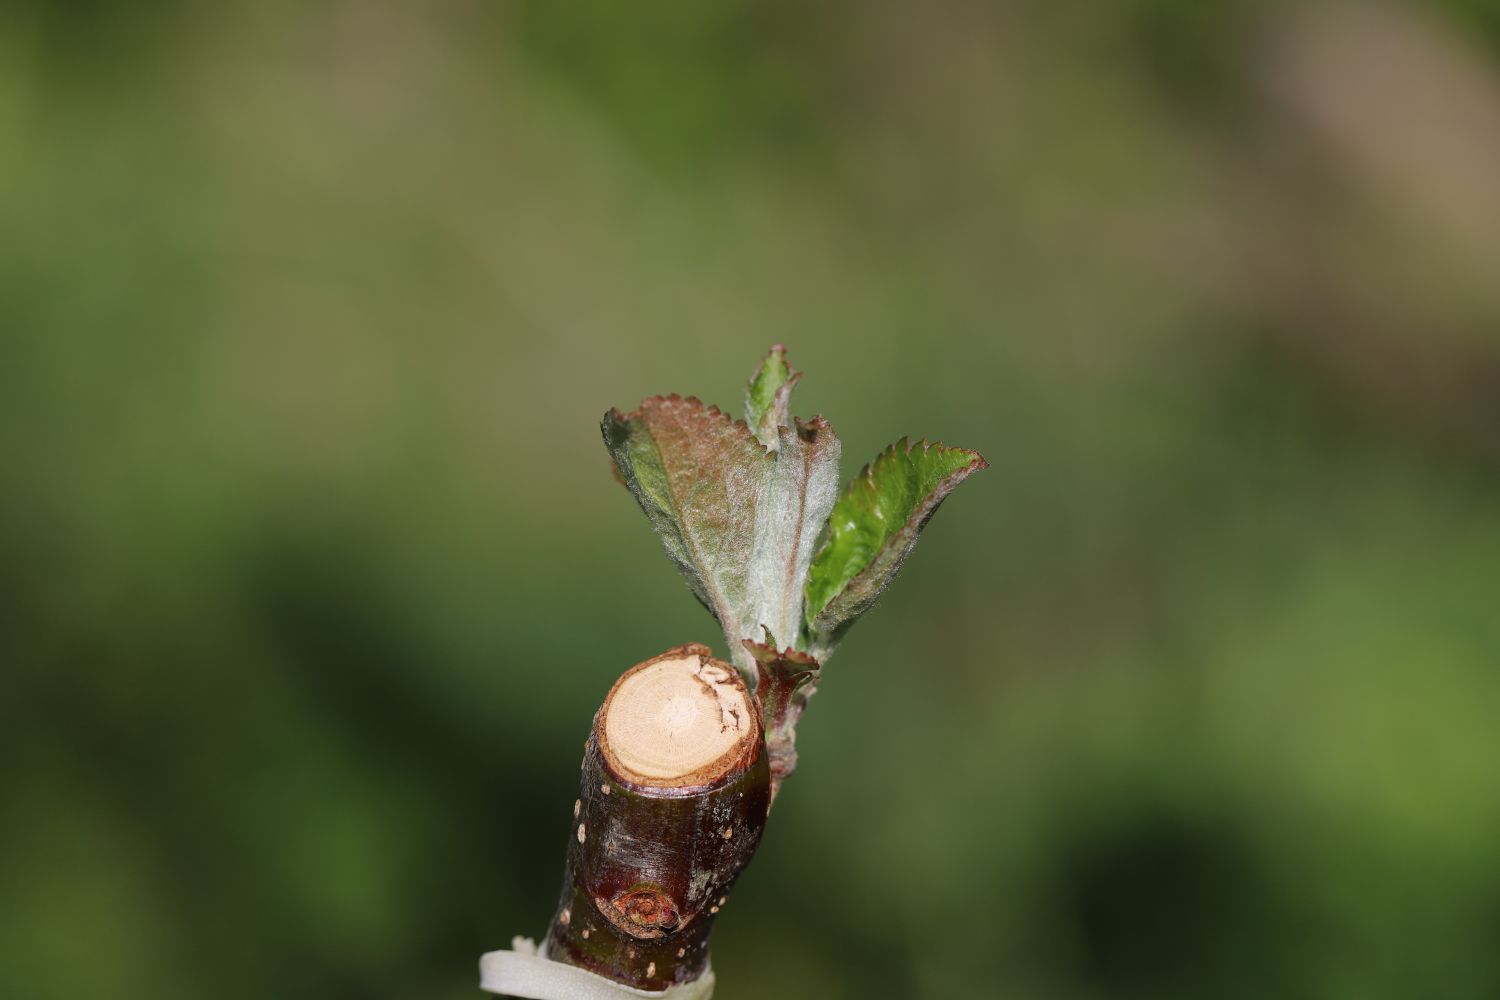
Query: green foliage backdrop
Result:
<box><xmin>4</xmin><ymin>2</ymin><xmax>1500</xmax><ymax>998</ymax></box>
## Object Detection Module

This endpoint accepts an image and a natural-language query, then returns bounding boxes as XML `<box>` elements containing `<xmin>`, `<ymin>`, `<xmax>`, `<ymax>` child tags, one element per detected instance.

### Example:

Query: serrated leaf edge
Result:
<box><xmin>609</xmin><ymin>393</ymin><xmax>774</xmax><ymax>458</ymax></box>
<box><xmin>804</xmin><ymin>436</ymin><xmax>987</xmax><ymax>640</ymax></box>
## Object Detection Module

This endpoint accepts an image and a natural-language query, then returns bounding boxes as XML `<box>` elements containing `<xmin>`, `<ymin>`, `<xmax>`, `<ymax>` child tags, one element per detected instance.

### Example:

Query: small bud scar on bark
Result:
<box><xmin>608</xmin><ymin>887</ymin><xmax>681</xmax><ymax>938</ymax></box>
<box><xmin>647</xmin><ymin>962</ymin><xmax>656</xmax><ymax>978</ymax></box>
<box><xmin>559</xmin><ymin>908</ymin><xmax>570</xmax><ymax>926</ymax></box>
<box><xmin>573</xmin><ymin>799</ymin><xmax>580</xmax><ymax>818</ymax></box>
<box><xmin>577</xmin><ymin>823</ymin><xmax>586</xmax><ymax>844</ymax></box>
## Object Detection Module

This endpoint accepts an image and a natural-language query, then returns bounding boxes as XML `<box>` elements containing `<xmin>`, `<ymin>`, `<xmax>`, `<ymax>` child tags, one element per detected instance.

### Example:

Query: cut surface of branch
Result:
<box><xmin>600</xmin><ymin>646</ymin><xmax>757</xmax><ymax>788</ymax></box>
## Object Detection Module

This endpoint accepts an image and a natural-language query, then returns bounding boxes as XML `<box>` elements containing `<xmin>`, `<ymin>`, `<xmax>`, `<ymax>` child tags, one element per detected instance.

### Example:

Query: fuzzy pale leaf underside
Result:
<box><xmin>603</xmin><ymin>390</ymin><xmax>839</xmax><ymax>676</ymax></box>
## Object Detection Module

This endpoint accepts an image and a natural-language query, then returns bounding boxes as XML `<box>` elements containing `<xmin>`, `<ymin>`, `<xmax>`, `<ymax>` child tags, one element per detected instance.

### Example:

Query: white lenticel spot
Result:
<box><xmin>647</xmin><ymin>962</ymin><xmax>656</xmax><ymax>977</ymax></box>
<box><xmin>577</xmin><ymin>823</ymin><xmax>586</xmax><ymax>844</ymax></box>
<box><xmin>573</xmin><ymin>799</ymin><xmax>581</xmax><ymax>818</ymax></box>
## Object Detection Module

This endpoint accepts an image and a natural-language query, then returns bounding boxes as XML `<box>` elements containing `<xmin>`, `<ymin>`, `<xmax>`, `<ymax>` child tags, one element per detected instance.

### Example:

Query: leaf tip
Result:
<box><xmin>757</xmin><ymin>343</ymin><xmax>795</xmax><ymax>372</ymax></box>
<box><xmin>745</xmin><ymin>345</ymin><xmax>805</xmax><ymax>448</ymax></box>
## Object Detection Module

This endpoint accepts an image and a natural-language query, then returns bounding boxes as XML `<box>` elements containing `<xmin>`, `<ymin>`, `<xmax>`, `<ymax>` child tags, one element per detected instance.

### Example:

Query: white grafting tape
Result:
<box><xmin>480</xmin><ymin>938</ymin><xmax>716</xmax><ymax>1000</ymax></box>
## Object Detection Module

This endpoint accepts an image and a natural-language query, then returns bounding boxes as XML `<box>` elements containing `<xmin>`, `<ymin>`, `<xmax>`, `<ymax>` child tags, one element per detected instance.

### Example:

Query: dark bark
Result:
<box><xmin>544</xmin><ymin>647</ymin><xmax>771</xmax><ymax>991</ymax></box>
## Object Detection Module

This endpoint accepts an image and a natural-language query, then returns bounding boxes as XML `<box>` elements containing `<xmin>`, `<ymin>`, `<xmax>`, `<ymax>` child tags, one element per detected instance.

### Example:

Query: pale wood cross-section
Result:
<box><xmin>599</xmin><ymin>644</ymin><xmax>757</xmax><ymax>790</ymax></box>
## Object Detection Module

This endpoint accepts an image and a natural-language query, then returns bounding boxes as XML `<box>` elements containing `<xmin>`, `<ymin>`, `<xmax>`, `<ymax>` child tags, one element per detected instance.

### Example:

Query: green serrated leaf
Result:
<box><xmin>744</xmin><ymin>344</ymin><xmax>802</xmax><ymax>450</ymax></box>
<box><xmin>803</xmin><ymin>439</ymin><xmax>987</xmax><ymax>654</ymax></box>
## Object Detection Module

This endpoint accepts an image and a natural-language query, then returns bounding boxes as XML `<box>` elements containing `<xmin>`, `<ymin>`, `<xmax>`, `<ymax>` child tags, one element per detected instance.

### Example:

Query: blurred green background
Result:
<box><xmin>5</xmin><ymin>1</ymin><xmax>1500</xmax><ymax>998</ymax></box>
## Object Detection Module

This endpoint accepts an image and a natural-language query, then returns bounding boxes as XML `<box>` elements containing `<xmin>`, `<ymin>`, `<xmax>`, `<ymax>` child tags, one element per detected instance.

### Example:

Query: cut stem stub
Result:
<box><xmin>544</xmin><ymin>644</ymin><xmax>771</xmax><ymax>992</ymax></box>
